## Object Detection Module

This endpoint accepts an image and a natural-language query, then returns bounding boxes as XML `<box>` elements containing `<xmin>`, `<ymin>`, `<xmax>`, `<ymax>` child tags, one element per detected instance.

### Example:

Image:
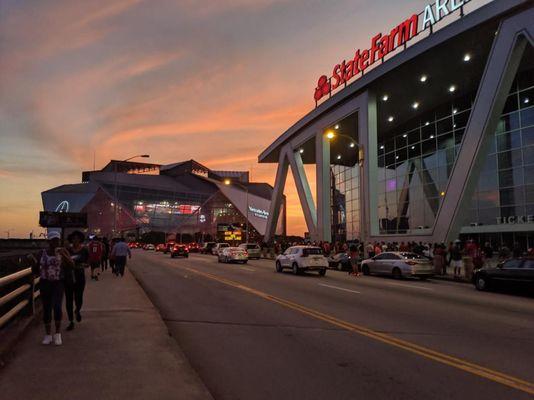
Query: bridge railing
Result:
<box><xmin>0</xmin><ymin>267</ymin><xmax>40</xmax><ymax>329</ymax></box>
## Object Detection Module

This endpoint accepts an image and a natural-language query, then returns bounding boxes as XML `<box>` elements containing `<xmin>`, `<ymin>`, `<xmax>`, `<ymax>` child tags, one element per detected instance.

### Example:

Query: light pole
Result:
<box><xmin>224</xmin><ymin>179</ymin><xmax>249</xmax><ymax>243</ymax></box>
<box><xmin>113</xmin><ymin>154</ymin><xmax>150</xmax><ymax>235</ymax></box>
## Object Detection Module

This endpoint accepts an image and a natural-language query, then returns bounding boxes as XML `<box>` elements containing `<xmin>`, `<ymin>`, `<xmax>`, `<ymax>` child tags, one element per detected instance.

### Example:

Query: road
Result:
<box><xmin>128</xmin><ymin>251</ymin><xmax>534</xmax><ymax>400</ymax></box>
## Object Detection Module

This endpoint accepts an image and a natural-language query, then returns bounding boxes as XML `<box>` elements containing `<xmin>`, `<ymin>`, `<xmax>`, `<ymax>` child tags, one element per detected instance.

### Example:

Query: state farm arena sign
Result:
<box><xmin>314</xmin><ymin>0</ymin><xmax>472</xmax><ymax>102</ymax></box>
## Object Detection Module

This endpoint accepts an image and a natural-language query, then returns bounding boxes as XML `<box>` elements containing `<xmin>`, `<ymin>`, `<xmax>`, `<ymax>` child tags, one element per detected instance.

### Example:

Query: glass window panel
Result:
<box><xmin>478</xmin><ymin>207</ymin><xmax>499</xmax><ymax>225</ymax></box>
<box><xmin>498</xmin><ymin>149</ymin><xmax>522</xmax><ymax>170</ymax></box>
<box><xmin>502</xmin><ymin>94</ymin><xmax>519</xmax><ymax>114</ymax></box>
<box><xmin>408</xmin><ymin>129</ymin><xmax>420</xmax><ymax>145</ymax></box>
<box><xmin>478</xmin><ymin>190</ymin><xmax>499</xmax><ymax>208</ymax></box>
<box><xmin>519</xmin><ymin>88</ymin><xmax>533</xmax><ymax>110</ymax></box>
<box><xmin>499</xmin><ymin>168</ymin><xmax>523</xmax><ymax>188</ymax></box>
<box><xmin>478</xmin><ymin>172</ymin><xmax>499</xmax><ymax>191</ymax></box>
<box><xmin>408</xmin><ymin>144</ymin><xmax>421</xmax><ymax>158</ymax></box>
<box><xmin>517</xmin><ymin>69</ymin><xmax>534</xmax><ymax>91</ymax></box>
<box><xmin>496</xmin><ymin>112</ymin><xmax>520</xmax><ymax>133</ymax></box>
<box><xmin>501</xmin><ymin>205</ymin><xmax>524</xmax><ymax>218</ymax></box>
<box><xmin>385</xmin><ymin>139</ymin><xmax>395</xmax><ymax>154</ymax></box>
<box><xmin>453</xmin><ymin>111</ymin><xmax>470</xmax><ymax>130</ymax></box>
<box><xmin>421</xmin><ymin>138</ymin><xmax>436</xmax><ymax>155</ymax></box>
<box><xmin>523</xmin><ymin>145</ymin><xmax>534</xmax><ymax>166</ymax></box>
<box><xmin>455</xmin><ymin>128</ymin><xmax>464</xmax><ymax>145</ymax></box>
<box><xmin>521</xmin><ymin>107</ymin><xmax>534</xmax><ymax>127</ymax></box>
<box><xmin>525</xmin><ymin>185</ymin><xmax>534</xmax><ymax>202</ymax></box>
<box><xmin>482</xmin><ymin>154</ymin><xmax>497</xmax><ymax>172</ymax></box>
<box><xmin>524</xmin><ymin>166</ymin><xmax>534</xmax><ymax>184</ymax></box>
<box><xmin>385</xmin><ymin>153</ymin><xmax>395</xmax><ymax>167</ymax></box>
<box><xmin>500</xmin><ymin>187</ymin><xmax>524</xmax><ymax>206</ymax></box>
<box><xmin>395</xmin><ymin>147</ymin><xmax>407</xmax><ymax>163</ymax></box>
<box><xmin>438</xmin><ymin>132</ymin><xmax>454</xmax><ymax>149</ymax></box>
<box><xmin>437</xmin><ymin>117</ymin><xmax>453</xmax><ymax>135</ymax></box>
<box><xmin>396</xmin><ymin>135</ymin><xmax>407</xmax><ymax>149</ymax></box>
<box><xmin>522</xmin><ymin>126</ymin><xmax>534</xmax><ymax>147</ymax></box>
<box><xmin>421</xmin><ymin>122</ymin><xmax>435</xmax><ymax>139</ymax></box>
<box><xmin>496</xmin><ymin>130</ymin><xmax>522</xmax><ymax>152</ymax></box>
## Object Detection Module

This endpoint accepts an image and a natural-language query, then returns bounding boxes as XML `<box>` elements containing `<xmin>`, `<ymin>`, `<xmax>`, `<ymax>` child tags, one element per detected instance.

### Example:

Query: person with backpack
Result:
<box><xmin>88</xmin><ymin>236</ymin><xmax>103</xmax><ymax>281</ymax></box>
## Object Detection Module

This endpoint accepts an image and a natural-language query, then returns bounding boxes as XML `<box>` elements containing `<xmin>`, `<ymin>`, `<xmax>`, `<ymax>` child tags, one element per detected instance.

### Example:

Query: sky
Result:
<box><xmin>0</xmin><ymin>0</ymin><xmax>488</xmax><ymax>238</ymax></box>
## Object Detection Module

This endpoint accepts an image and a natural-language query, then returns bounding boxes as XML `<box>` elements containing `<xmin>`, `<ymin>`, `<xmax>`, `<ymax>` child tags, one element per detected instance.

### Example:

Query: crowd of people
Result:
<box><xmin>268</xmin><ymin>239</ymin><xmax>534</xmax><ymax>278</ymax></box>
<box><xmin>28</xmin><ymin>232</ymin><xmax>132</xmax><ymax>346</ymax></box>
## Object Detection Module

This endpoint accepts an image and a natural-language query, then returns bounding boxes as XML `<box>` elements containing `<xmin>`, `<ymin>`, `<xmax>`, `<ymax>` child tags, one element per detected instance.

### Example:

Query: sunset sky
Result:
<box><xmin>0</xmin><ymin>0</ymin><xmax>487</xmax><ymax>238</ymax></box>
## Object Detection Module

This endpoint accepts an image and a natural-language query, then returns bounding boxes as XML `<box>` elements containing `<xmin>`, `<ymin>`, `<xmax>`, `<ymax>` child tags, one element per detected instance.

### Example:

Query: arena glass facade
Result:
<box><xmin>259</xmin><ymin>0</ymin><xmax>534</xmax><ymax>249</ymax></box>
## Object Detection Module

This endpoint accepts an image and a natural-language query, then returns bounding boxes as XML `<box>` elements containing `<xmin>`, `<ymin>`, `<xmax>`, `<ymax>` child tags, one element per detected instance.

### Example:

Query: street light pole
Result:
<box><xmin>113</xmin><ymin>154</ymin><xmax>150</xmax><ymax>236</ymax></box>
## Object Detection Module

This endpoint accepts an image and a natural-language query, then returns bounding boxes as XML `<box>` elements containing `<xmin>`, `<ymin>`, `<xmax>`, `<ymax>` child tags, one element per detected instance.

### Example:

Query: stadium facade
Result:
<box><xmin>259</xmin><ymin>0</ymin><xmax>534</xmax><ymax>249</ymax></box>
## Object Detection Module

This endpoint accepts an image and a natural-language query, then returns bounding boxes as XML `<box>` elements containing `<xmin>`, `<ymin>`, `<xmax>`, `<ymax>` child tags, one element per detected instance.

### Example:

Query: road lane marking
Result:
<box><xmin>240</xmin><ymin>266</ymin><xmax>256</xmax><ymax>272</ymax></box>
<box><xmin>318</xmin><ymin>283</ymin><xmax>361</xmax><ymax>294</ymax></box>
<box><xmin>180</xmin><ymin>266</ymin><xmax>534</xmax><ymax>396</ymax></box>
<box><xmin>387</xmin><ymin>282</ymin><xmax>434</xmax><ymax>291</ymax></box>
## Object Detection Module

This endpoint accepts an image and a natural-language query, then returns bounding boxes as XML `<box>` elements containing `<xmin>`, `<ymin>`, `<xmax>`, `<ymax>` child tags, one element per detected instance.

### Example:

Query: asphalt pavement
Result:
<box><xmin>129</xmin><ymin>251</ymin><xmax>534</xmax><ymax>400</ymax></box>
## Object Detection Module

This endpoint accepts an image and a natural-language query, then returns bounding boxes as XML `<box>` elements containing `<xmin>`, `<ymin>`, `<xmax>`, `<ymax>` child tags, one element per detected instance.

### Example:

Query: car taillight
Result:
<box><xmin>406</xmin><ymin>261</ymin><xmax>417</xmax><ymax>266</ymax></box>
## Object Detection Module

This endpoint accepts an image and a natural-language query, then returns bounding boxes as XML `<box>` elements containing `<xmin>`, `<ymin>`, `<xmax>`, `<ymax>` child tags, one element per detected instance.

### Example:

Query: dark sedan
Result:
<box><xmin>170</xmin><ymin>244</ymin><xmax>189</xmax><ymax>258</ymax></box>
<box><xmin>473</xmin><ymin>258</ymin><xmax>534</xmax><ymax>291</ymax></box>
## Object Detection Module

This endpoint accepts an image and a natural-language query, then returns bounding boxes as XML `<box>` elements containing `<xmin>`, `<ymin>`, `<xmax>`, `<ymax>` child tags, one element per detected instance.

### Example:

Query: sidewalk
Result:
<box><xmin>0</xmin><ymin>267</ymin><xmax>213</xmax><ymax>400</ymax></box>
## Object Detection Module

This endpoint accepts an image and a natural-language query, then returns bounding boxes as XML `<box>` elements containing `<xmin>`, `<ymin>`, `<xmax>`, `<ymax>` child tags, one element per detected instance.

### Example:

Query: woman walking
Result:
<box><xmin>65</xmin><ymin>231</ymin><xmax>88</xmax><ymax>331</ymax></box>
<box><xmin>32</xmin><ymin>232</ymin><xmax>73</xmax><ymax>345</ymax></box>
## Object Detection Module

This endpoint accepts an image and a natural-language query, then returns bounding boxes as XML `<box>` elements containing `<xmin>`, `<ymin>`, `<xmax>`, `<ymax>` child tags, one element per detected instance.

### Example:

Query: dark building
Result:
<box><xmin>42</xmin><ymin>159</ymin><xmax>286</xmax><ymax>241</ymax></box>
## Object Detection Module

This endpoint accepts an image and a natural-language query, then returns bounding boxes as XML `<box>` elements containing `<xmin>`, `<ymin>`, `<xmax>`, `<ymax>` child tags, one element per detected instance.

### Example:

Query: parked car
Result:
<box><xmin>171</xmin><ymin>244</ymin><xmax>189</xmax><ymax>258</ymax></box>
<box><xmin>145</xmin><ymin>244</ymin><xmax>155</xmax><ymax>251</ymax></box>
<box><xmin>328</xmin><ymin>252</ymin><xmax>352</xmax><ymax>271</ymax></box>
<box><xmin>239</xmin><ymin>243</ymin><xmax>261</xmax><ymax>259</ymax></box>
<box><xmin>188</xmin><ymin>242</ymin><xmax>200</xmax><ymax>253</ymax></box>
<box><xmin>201</xmin><ymin>242</ymin><xmax>217</xmax><ymax>254</ymax></box>
<box><xmin>218</xmin><ymin>247</ymin><xmax>248</xmax><ymax>264</ymax></box>
<box><xmin>360</xmin><ymin>252</ymin><xmax>434</xmax><ymax>279</ymax></box>
<box><xmin>275</xmin><ymin>246</ymin><xmax>328</xmax><ymax>276</ymax></box>
<box><xmin>212</xmin><ymin>243</ymin><xmax>230</xmax><ymax>256</ymax></box>
<box><xmin>156</xmin><ymin>244</ymin><xmax>166</xmax><ymax>252</ymax></box>
<box><xmin>473</xmin><ymin>257</ymin><xmax>534</xmax><ymax>291</ymax></box>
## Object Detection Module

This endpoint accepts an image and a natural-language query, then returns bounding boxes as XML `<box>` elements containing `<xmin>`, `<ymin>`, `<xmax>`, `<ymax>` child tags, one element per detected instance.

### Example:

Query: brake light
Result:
<box><xmin>406</xmin><ymin>261</ymin><xmax>417</xmax><ymax>266</ymax></box>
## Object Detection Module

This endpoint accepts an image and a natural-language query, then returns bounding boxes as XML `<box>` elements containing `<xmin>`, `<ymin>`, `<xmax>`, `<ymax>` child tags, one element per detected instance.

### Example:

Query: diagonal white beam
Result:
<box><xmin>316</xmin><ymin>131</ymin><xmax>331</xmax><ymax>242</ymax></box>
<box><xmin>264</xmin><ymin>148</ymin><xmax>290</xmax><ymax>242</ymax></box>
<box><xmin>288</xmin><ymin>148</ymin><xmax>318</xmax><ymax>240</ymax></box>
<box><xmin>433</xmin><ymin>8</ymin><xmax>534</xmax><ymax>243</ymax></box>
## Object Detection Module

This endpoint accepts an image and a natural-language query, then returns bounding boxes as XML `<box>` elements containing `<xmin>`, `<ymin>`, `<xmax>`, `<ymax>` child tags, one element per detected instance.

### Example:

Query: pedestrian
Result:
<box><xmin>30</xmin><ymin>232</ymin><xmax>72</xmax><ymax>345</ymax></box>
<box><xmin>450</xmin><ymin>240</ymin><xmax>463</xmax><ymax>279</ymax></box>
<box><xmin>101</xmin><ymin>237</ymin><xmax>110</xmax><ymax>272</ymax></box>
<box><xmin>88</xmin><ymin>236</ymin><xmax>103</xmax><ymax>281</ymax></box>
<box><xmin>65</xmin><ymin>230</ymin><xmax>88</xmax><ymax>331</ymax></box>
<box><xmin>111</xmin><ymin>237</ymin><xmax>131</xmax><ymax>277</ymax></box>
<box><xmin>109</xmin><ymin>238</ymin><xmax>117</xmax><ymax>274</ymax></box>
<box><xmin>366</xmin><ymin>242</ymin><xmax>375</xmax><ymax>258</ymax></box>
<box><xmin>349</xmin><ymin>244</ymin><xmax>360</xmax><ymax>276</ymax></box>
<box><xmin>433</xmin><ymin>243</ymin><xmax>445</xmax><ymax>275</ymax></box>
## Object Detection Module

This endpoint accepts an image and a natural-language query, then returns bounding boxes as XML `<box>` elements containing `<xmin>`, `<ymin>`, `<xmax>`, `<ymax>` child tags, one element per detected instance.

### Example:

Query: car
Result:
<box><xmin>328</xmin><ymin>252</ymin><xmax>353</xmax><ymax>271</ymax></box>
<box><xmin>218</xmin><ymin>247</ymin><xmax>248</xmax><ymax>263</ymax></box>
<box><xmin>212</xmin><ymin>243</ymin><xmax>230</xmax><ymax>256</ymax></box>
<box><xmin>201</xmin><ymin>242</ymin><xmax>217</xmax><ymax>254</ymax></box>
<box><xmin>275</xmin><ymin>246</ymin><xmax>328</xmax><ymax>276</ymax></box>
<box><xmin>156</xmin><ymin>244</ymin><xmax>166</xmax><ymax>252</ymax></box>
<box><xmin>360</xmin><ymin>252</ymin><xmax>434</xmax><ymax>279</ymax></box>
<box><xmin>473</xmin><ymin>257</ymin><xmax>534</xmax><ymax>291</ymax></box>
<box><xmin>188</xmin><ymin>242</ymin><xmax>200</xmax><ymax>253</ymax></box>
<box><xmin>171</xmin><ymin>244</ymin><xmax>189</xmax><ymax>258</ymax></box>
<box><xmin>163</xmin><ymin>241</ymin><xmax>175</xmax><ymax>254</ymax></box>
<box><xmin>238</xmin><ymin>243</ymin><xmax>261</xmax><ymax>259</ymax></box>
<box><xmin>145</xmin><ymin>244</ymin><xmax>155</xmax><ymax>251</ymax></box>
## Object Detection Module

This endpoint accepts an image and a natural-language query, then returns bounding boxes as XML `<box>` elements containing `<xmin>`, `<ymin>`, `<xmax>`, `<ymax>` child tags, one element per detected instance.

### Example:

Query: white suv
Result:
<box><xmin>275</xmin><ymin>246</ymin><xmax>328</xmax><ymax>276</ymax></box>
<box><xmin>212</xmin><ymin>243</ymin><xmax>230</xmax><ymax>256</ymax></box>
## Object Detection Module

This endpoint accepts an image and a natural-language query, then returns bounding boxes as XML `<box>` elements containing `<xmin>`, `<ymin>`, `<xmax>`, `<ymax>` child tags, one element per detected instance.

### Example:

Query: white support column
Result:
<box><xmin>288</xmin><ymin>149</ymin><xmax>317</xmax><ymax>240</ymax></box>
<box><xmin>315</xmin><ymin>131</ymin><xmax>331</xmax><ymax>242</ymax></box>
<box><xmin>264</xmin><ymin>148</ymin><xmax>289</xmax><ymax>242</ymax></box>
<box><xmin>433</xmin><ymin>9</ymin><xmax>534</xmax><ymax>243</ymax></box>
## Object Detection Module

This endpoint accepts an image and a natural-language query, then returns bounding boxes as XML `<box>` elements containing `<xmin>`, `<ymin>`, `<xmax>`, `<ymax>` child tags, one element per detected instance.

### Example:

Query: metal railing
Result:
<box><xmin>0</xmin><ymin>268</ymin><xmax>40</xmax><ymax>329</ymax></box>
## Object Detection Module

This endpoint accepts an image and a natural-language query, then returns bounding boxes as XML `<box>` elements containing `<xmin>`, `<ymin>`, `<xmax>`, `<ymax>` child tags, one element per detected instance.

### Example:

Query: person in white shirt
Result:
<box><xmin>110</xmin><ymin>238</ymin><xmax>131</xmax><ymax>277</ymax></box>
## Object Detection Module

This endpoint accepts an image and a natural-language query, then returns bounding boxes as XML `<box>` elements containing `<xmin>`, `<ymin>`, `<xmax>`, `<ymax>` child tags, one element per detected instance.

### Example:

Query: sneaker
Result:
<box><xmin>66</xmin><ymin>322</ymin><xmax>75</xmax><ymax>331</ymax></box>
<box><xmin>42</xmin><ymin>335</ymin><xmax>53</xmax><ymax>345</ymax></box>
<box><xmin>53</xmin><ymin>333</ymin><xmax>62</xmax><ymax>346</ymax></box>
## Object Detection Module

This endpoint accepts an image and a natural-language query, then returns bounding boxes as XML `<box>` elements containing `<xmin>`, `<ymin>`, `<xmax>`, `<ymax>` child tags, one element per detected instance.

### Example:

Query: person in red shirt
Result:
<box><xmin>88</xmin><ymin>236</ymin><xmax>103</xmax><ymax>281</ymax></box>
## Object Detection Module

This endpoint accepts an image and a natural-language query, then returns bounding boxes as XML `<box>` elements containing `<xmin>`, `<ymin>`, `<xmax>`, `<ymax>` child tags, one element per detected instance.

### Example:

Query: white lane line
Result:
<box><xmin>318</xmin><ymin>283</ymin><xmax>361</xmax><ymax>294</ymax></box>
<box><xmin>240</xmin><ymin>266</ymin><xmax>256</xmax><ymax>272</ymax></box>
<box><xmin>387</xmin><ymin>282</ymin><xmax>434</xmax><ymax>291</ymax></box>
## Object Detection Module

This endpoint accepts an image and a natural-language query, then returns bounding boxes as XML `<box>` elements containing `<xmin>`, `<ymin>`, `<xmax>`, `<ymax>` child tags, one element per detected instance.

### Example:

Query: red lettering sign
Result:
<box><xmin>314</xmin><ymin>14</ymin><xmax>419</xmax><ymax>102</ymax></box>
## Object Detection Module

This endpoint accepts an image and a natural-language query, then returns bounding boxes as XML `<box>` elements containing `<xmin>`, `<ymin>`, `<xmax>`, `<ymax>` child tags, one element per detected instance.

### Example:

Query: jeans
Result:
<box><xmin>115</xmin><ymin>256</ymin><xmax>127</xmax><ymax>276</ymax></box>
<box><xmin>41</xmin><ymin>279</ymin><xmax>64</xmax><ymax>324</ymax></box>
<box><xmin>64</xmin><ymin>269</ymin><xmax>86</xmax><ymax>322</ymax></box>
